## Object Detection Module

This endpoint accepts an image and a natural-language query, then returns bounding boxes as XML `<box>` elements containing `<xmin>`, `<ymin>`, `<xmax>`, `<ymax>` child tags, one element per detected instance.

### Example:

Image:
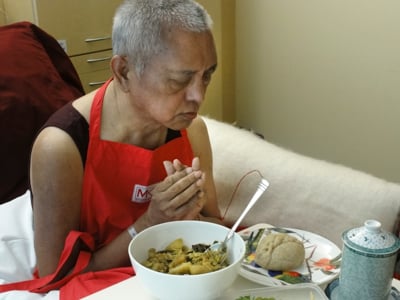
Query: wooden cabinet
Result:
<box><xmin>3</xmin><ymin>0</ymin><xmax>122</xmax><ymax>92</ymax></box>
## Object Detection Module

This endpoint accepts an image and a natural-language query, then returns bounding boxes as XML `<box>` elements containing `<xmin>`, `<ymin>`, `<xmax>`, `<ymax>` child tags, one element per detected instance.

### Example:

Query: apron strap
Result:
<box><xmin>0</xmin><ymin>230</ymin><xmax>94</xmax><ymax>293</ymax></box>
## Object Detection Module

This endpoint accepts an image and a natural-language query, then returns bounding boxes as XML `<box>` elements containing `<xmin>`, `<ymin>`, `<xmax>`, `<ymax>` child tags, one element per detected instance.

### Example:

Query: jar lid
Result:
<box><xmin>342</xmin><ymin>220</ymin><xmax>400</xmax><ymax>255</ymax></box>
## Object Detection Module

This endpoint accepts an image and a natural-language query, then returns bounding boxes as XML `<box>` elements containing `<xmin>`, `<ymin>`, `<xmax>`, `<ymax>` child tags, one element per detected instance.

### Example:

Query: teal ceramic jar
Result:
<box><xmin>334</xmin><ymin>220</ymin><xmax>400</xmax><ymax>300</ymax></box>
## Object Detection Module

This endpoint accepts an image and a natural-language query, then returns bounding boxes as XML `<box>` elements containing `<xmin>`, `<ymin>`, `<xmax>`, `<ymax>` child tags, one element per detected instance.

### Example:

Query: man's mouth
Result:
<box><xmin>182</xmin><ymin>112</ymin><xmax>198</xmax><ymax>120</ymax></box>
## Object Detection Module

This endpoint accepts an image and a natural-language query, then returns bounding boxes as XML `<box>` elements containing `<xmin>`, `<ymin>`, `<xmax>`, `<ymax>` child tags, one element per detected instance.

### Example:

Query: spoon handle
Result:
<box><xmin>225</xmin><ymin>178</ymin><xmax>270</xmax><ymax>241</ymax></box>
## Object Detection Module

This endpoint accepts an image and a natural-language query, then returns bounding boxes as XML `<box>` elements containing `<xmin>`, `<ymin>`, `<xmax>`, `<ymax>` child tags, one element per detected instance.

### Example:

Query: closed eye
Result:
<box><xmin>168</xmin><ymin>76</ymin><xmax>192</xmax><ymax>90</ymax></box>
<box><xmin>203</xmin><ymin>64</ymin><xmax>217</xmax><ymax>85</ymax></box>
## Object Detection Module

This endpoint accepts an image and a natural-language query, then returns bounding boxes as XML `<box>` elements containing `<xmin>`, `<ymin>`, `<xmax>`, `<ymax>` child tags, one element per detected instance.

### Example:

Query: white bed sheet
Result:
<box><xmin>0</xmin><ymin>191</ymin><xmax>59</xmax><ymax>300</ymax></box>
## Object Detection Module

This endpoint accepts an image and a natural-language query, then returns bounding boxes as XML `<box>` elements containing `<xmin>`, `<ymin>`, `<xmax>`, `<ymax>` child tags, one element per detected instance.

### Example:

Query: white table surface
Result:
<box><xmin>82</xmin><ymin>273</ymin><xmax>400</xmax><ymax>300</ymax></box>
<box><xmin>81</xmin><ymin>275</ymin><xmax>270</xmax><ymax>300</ymax></box>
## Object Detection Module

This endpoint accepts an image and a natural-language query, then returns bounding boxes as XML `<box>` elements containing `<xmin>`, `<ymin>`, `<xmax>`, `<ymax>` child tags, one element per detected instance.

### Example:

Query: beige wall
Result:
<box><xmin>0</xmin><ymin>0</ymin><xmax>5</xmax><ymax>25</ymax></box>
<box><xmin>197</xmin><ymin>0</ymin><xmax>236</xmax><ymax>122</ymax></box>
<box><xmin>235</xmin><ymin>0</ymin><xmax>400</xmax><ymax>183</ymax></box>
<box><xmin>220</xmin><ymin>0</ymin><xmax>236</xmax><ymax>122</ymax></box>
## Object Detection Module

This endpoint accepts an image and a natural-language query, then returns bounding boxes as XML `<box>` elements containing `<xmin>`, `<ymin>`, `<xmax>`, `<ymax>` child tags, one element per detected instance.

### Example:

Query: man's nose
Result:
<box><xmin>185</xmin><ymin>78</ymin><xmax>206</xmax><ymax>104</ymax></box>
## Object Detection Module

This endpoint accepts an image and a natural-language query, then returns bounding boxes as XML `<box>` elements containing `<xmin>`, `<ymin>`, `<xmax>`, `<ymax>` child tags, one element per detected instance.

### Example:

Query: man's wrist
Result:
<box><xmin>127</xmin><ymin>224</ymin><xmax>137</xmax><ymax>238</ymax></box>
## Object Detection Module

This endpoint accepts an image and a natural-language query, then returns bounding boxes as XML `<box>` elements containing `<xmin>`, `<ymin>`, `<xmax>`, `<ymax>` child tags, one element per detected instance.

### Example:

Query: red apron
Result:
<box><xmin>81</xmin><ymin>79</ymin><xmax>194</xmax><ymax>248</ymax></box>
<box><xmin>0</xmin><ymin>79</ymin><xmax>194</xmax><ymax>299</ymax></box>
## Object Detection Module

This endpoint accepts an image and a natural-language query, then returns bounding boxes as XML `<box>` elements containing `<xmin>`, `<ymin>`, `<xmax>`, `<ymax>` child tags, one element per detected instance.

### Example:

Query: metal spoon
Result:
<box><xmin>208</xmin><ymin>178</ymin><xmax>270</xmax><ymax>253</ymax></box>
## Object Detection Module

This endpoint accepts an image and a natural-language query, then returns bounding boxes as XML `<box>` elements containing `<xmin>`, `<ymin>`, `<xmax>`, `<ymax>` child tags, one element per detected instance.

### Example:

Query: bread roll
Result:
<box><xmin>255</xmin><ymin>233</ymin><xmax>305</xmax><ymax>271</ymax></box>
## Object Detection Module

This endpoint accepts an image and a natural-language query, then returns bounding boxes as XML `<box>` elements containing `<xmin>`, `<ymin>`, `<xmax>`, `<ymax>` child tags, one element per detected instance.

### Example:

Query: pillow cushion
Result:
<box><xmin>0</xmin><ymin>21</ymin><xmax>84</xmax><ymax>204</ymax></box>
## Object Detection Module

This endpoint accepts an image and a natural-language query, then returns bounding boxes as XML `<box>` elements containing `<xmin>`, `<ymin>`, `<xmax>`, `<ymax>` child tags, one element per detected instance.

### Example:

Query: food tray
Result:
<box><xmin>220</xmin><ymin>283</ymin><xmax>329</xmax><ymax>300</ymax></box>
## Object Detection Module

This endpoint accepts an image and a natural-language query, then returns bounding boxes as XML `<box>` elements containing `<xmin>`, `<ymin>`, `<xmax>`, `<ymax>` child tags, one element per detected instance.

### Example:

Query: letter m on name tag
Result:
<box><xmin>132</xmin><ymin>184</ymin><xmax>152</xmax><ymax>203</ymax></box>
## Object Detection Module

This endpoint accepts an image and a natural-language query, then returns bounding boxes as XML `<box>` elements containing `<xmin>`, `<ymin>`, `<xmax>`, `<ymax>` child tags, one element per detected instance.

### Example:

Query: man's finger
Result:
<box><xmin>163</xmin><ymin>160</ymin><xmax>175</xmax><ymax>175</ymax></box>
<box><xmin>191</xmin><ymin>157</ymin><xmax>200</xmax><ymax>171</ymax></box>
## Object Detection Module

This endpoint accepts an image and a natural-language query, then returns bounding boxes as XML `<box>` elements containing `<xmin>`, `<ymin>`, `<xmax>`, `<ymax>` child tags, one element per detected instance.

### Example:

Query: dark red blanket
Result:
<box><xmin>0</xmin><ymin>21</ymin><xmax>84</xmax><ymax>204</ymax></box>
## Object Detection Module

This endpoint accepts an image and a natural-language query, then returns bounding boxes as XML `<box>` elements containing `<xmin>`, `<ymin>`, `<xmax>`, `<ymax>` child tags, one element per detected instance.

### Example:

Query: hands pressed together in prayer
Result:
<box><xmin>145</xmin><ymin>157</ymin><xmax>206</xmax><ymax>224</ymax></box>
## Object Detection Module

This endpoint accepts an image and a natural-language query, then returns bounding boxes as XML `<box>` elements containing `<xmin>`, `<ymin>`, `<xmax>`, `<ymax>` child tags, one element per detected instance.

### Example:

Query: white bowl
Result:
<box><xmin>128</xmin><ymin>220</ymin><xmax>246</xmax><ymax>300</ymax></box>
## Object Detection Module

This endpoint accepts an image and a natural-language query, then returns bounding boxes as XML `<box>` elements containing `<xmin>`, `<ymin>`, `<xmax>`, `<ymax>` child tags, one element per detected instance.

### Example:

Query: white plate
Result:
<box><xmin>221</xmin><ymin>283</ymin><xmax>329</xmax><ymax>300</ymax></box>
<box><xmin>239</xmin><ymin>223</ymin><xmax>341</xmax><ymax>287</ymax></box>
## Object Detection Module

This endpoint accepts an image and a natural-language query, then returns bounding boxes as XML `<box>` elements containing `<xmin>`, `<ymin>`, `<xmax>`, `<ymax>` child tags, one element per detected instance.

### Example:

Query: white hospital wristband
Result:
<box><xmin>127</xmin><ymin>225</ymin><xmax>137</xmax><ymax>238</ymax></box>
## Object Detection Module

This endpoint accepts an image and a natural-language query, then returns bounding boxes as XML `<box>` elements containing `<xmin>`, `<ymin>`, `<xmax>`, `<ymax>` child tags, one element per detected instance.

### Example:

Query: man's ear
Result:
<box><xmin>111</xmin><ymin>55</ymin><xmax>131</xmax><ymax>92</ymax></box>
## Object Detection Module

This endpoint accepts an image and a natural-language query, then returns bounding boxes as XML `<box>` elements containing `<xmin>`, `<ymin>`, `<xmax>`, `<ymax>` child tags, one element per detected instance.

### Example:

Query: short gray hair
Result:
<box><xmin>112</xmin><ymin>0</ymin><xmax>213</xmax><ymax>76</ymax></box>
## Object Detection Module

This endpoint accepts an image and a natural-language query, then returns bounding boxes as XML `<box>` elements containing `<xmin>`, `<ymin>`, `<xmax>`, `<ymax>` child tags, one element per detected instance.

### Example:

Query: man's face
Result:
<box><xmin>127</xmin><ymin>28</ymin><xmax>218</xmax><ymax>130</ymax></box>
